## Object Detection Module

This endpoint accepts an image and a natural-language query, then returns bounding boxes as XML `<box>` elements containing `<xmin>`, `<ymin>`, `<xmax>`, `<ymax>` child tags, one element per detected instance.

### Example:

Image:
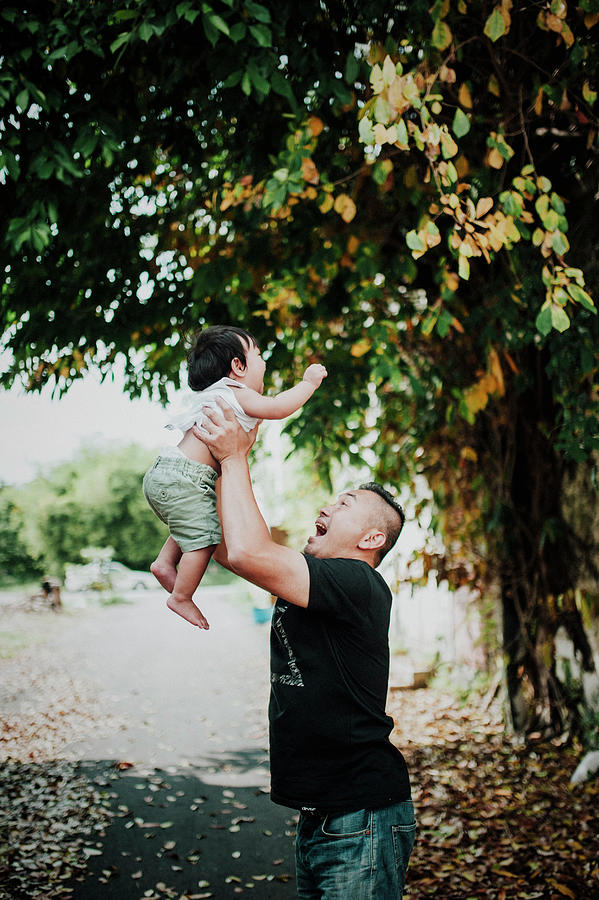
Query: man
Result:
<box><xmin>196</xmin><ymin>402</ymin><xmax>416</xmax><ymax>899</ymax></box>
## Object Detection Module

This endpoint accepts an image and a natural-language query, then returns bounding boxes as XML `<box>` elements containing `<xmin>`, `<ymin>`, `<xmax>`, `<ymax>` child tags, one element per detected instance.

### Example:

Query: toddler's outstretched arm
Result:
<box><xmin>237</xmin><ymin>363</ymin><xmax>327</xmax><ymax>420</ymax></box>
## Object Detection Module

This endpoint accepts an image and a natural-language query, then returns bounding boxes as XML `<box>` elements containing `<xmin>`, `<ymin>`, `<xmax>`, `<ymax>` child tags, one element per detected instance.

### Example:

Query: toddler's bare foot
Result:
<box><xmin>150</xmin><ymin>559</ymin><xmax>177</xmax><ymax>593</ymax></box>
<box><xmin>167</xmin><ymin>594</ymin><xmax>209</xmax><ymax>629</ymax></box>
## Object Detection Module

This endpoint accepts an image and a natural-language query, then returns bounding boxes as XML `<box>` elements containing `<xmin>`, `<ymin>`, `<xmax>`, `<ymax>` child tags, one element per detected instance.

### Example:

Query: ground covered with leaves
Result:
<box><xmin>1</xmin><ymin>609</ymin><xmax>598</xmax><ymax>899</ymax></box>
<box><xmin>390</xmin><ymin>689</ymin><xmax>599</xmax><ymax>899</ymax></box>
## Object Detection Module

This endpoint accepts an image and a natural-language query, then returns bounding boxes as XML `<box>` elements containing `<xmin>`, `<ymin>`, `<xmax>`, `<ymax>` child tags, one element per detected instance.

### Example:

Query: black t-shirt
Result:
<box><xmin>268</xmin><ymin>554</ymin><xmax>411</xmax><ymax>813</ymax></box>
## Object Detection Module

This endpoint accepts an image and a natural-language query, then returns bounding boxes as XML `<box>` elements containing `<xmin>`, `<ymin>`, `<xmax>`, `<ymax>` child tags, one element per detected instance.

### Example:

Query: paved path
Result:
<box><xmin>5</xmin><ymin>585</ymin><xmax>298</xmax><ymax>899</ymax></box>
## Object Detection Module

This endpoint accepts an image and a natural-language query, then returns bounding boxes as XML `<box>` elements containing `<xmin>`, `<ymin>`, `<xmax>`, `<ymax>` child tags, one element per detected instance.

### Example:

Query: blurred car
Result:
<box><xmin>104</xmin><ymin>561</ymin><xmax>155</xmax><ymax>591</ymax></box>
<box><xmin>64</xmin><ymin>561</ymin><xmax>155</xmax><ymax>592</ymax></box>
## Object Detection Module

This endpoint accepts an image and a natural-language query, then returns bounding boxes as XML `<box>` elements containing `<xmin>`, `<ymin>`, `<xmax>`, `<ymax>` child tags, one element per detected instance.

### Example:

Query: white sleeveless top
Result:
<box><xmin>165</xmin><ymin>377</ymin><xmax>259</xmax><ymax>434</ymax></box>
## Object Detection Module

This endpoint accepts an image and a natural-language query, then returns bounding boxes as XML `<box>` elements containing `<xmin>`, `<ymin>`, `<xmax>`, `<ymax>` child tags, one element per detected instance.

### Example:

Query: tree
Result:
<box><xmin>1</xmin><ymin>0</ymin><xmax>598</xmax><ymax>734</ymax></box>
<box><xmin>14</xmin><ymin>445</ymin><xmax>166</xmax><ymax>574</ymax></box>
<box><xmin>0</xmin><ymin>485</ymin><xmax>44</xmax><ymax>582</ymax></box>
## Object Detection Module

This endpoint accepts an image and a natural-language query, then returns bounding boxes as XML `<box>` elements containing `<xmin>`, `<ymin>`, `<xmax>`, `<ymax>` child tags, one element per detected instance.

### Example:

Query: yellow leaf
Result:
<box><xmin>548</xmin><ymin>881</ymin><xmax>576</xmax><ymax>899</ymax></box>
<box><xmin>561</xmin><ymin>22</ymin><xmax>574</xmax><ymax>46</ymax></box>
<box><xmin>439</xmin><ymin>65</ymin><xmax>457</xmax><ymax>84</ymax></box>
<box><xmin>334</xmin><ymin>193</ymin><xmax>357</xmax><ymax>223</ymax></box>
<box><xmin>487</xmin><ymin>147</ymin><xmax>504</xmax><ymax>169</ymax></box>
<box><xmin>404</xmin><ymin>165</ymin><xmax>418</xmax><ymax>188</ymax></box>
<box><xmin>488</xmin><ymin>347</ymin><xmax>505</xmax><ymax>396</ymax></box>
<box><xmin>461</xmin><ymin>446</ymin><xmax>478</xmax><ymax>462</ymax></box>
<box><xmin>456</xmin><ymin>154</ymin><xmax>469</xmax><ymax>177</ymax></box>
<box><xmin>534</xmin><ymin>87</ymin><xmax>544</xmax><ymax>115</ymax></box>
<box><xmin>374</xmin><ymin>122</ymin><xmax>391</xmax><ymax>145</ymax></box>
<box><xmin>546</xmin><ymin>12</ymin><xmax>564</xmax><ymax>33</ymax></box>
<box><xmin>458</xmin><ymin>83</ymin><xmax>473</xmax><ymax>109</ymax></box>
<box><xmin>487</xmin><ymin>74</ymin><xmax>500</xmax><ymax>97</ymax></box>
<box><xmin>319</xmin><ymin>193</ymin><xmax>334</xmax><ymax>214</ymax></box>
<box><xmin>382</xmin><ymin>55</ymin><xmax>396</xmax><ymax>87</ymax></box>
<box><xmin>388</xmin><ymin>77</ymin><xmax>408</xmax><ymax>115</ymax></box>
<box><xmin>585</xmin><ymin>12</ymin><xmax>599</xmax><ymax>28</ymax></box>
<box><xmin>445</xmin><ymin>271</ymin><xmax>459</xmax><ymax>292</ymax></box>
<box><xmin>347</xmin><ymin>235</ymin><xmax>360</xmax><ymax>254</ymax></box>
<box><xmin>463</xmin><ymin>378</ymin><xmax>491</xmax><ymax>415</ymax></box>
<box><xmin>503</xmin><ymin>350</ymin><xmax>519</xmax><ymax>374</ymax></box>
<box><xmin>475</xmin><ymin>197</ymin><xmax>493</xmax><ymax>219</ymax></box>
<box><xmin>308</xmin><ymin>116</ymin><xmax>323</xmax><ymax>137</ymax></box>
<box><xmin>440</xmin><ymin>130</ymin><xmax>458</xmax><ymax>158</ymax></box>
<box><xmin>431</xmin><ymin>19</ymin><xmax>453</xmax><ymax>51</ymax></box>
<box><xmin>301</xmin><ymin>157</ymin><xmax>319</xmax><ymax>185</ymax></box>
<box><xmin>350</xmin><ymin>338</ymin><xmax>371</xmax><ymax>357</ymax></box>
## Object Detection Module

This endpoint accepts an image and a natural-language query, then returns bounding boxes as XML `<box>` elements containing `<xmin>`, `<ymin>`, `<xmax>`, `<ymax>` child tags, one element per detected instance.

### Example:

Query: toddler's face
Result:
<box><xmin>241</xmin><ymin>339</ymin><xmax>266</xmax><ymax>393</ymax></box>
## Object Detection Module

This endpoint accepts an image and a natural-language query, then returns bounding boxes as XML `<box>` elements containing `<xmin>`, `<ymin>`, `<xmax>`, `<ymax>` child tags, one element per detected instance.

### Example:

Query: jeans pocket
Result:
<box><xmin>321</xmin><ymin>809</ymin><xmax>371</xmax><ymax>837</ymax></box>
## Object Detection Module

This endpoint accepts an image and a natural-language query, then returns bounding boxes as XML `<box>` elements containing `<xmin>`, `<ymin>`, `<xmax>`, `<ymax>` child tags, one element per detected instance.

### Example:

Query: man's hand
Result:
<box><xmin>303</xmin><ymin>363</ymin><xmax>328</xmax><ymax>388</ymax></box>
<box><xmin>192</xmin><ymin>400</ymin><xmax>259</xmax><ymax>463</ymax></box>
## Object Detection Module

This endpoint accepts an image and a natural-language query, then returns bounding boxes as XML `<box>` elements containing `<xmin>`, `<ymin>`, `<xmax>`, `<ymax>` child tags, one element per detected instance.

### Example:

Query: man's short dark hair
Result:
<box><xmin>187</xmin><ymin>325</ymin><xmax>258</xmax><ymax>391</ymax></box>
<box><xmin>359</xmin><ymin>482</ymin><xmax>405</xmax><ymax>565</ymax></box>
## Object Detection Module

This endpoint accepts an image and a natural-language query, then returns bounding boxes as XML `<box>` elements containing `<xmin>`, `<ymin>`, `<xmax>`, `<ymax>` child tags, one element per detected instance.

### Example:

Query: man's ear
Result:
<box><xmin>230</xmin><ymin>356</ymin><xmax>247</xmax><ymax>377</ymax></box>
<box><xmin>358</xmin><ymin>529</ymin><xmax>386</xmax><ymax>552</ymax></box>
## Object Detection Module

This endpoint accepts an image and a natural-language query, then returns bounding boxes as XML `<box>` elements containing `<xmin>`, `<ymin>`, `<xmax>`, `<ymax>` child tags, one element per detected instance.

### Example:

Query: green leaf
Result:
<box><xmin>249</xmin><ymin>23</ymin><xmax>271</xmax><ymax>46</ymax></box>
<box><xmin>208</xmin><ymin>13</ymin><xmax>230</xmax><ymax>35</ymax></box>
<box><xmin>205</xmin><ymin>19</ymin><xmax>222</xmax><ymax>45</ymax></box>
<box><xmin>431</xmin><ymin>19</ymin><xmax>452</xmax><ymax>51</ymax></box>
<box><xmin>16</xmin><ymin>89</ymin><xmax>29</xmax><ymax>111</ymax></box>
<box><xmin>248</xmin><ymin>67</ymin><xmax>270</xmax><ymax>95</ymax></box>
<box><xmin>567</xmin><ymin>283</ymin><xmax>596</xmax><ymax>313</ymax></box>
<box><xmin>452</xmin><ymin>107</ymin><xmax>470</xmax><ymax>138</ymax></box>
<box><xmin>2</xmin><ymin>150</ymin><xmax>20</xmax><ymax>180</ymax></box>
<box><xmin>358</xmin><ymin>115</ymin><xmax>375</xmax><ymax>144</ymax></box>
<box><xmin>484</xmin><ymin>8</ymin><xmax>507</xmax><ymax>42</ymax></box>
<box><xmin>550</xmin><ymin>192</ymin><xmax>565</xmax><ymax>215</ymax></box>
<box><xmin>551</xmin><ymin>304</ymin><xmax>570</xmax><ymax>332</ymax></box>
<box><xmin>345</xmin><ymin>53</ymin><xmax>359</xmax><ymax>84</ymax></box>
<box><xmin>374</xmin><ymin>97</ymin><xmax>390</xmax><ymax>125</ymax></box>
<box><xmin>551</xmin><ymin>230</ymin><xmax>569</xmax><ymax>255</ymax></box>
<box><xmin>138</xmin><ymin>21</ymin><xmax>155</xmax><ymax>42</ymax></box>
<box><xmin>458</xmin><ymin>255</ymin><xmax>470</xmax><ymax>280</ymax></box>
<box><xmin>406</xmin><ymin>230</ymin><xmax>424</xmax><ymax>251</ymax></box>
<box><xmin>110</xmin><ymin>32</ymin><xmax>131</xmax><ymax>54</ymax></box>
<box><xmin>396</xmin><ymin>118</ymin><xmax>408</xmax><ymax>146</ymax></box>
<box><xmin>229</xmin><ymin>22</ymin><xmax>246</xmax><ymax>42</ymax></box>
<box><xmin>115</xmin><ymin>8</ymin><xmax>140</xmax><ymax>20</ymax></box>
<box><xmin>535</xmin><ymin>303</ymin><xmax>553</xmax><ymax>336</ymax></box>
<box><xmin>245</xmin><ymin>0</ymin><xmax>271</xmax><ymax>23</ymax></box>
<box><xmin>241</xmin><ymin>71</ymin><xmax>252</xmax><ymax>95</ymax></box>
<box><xmin>222</xmin><ymin>70</ymin><xmax>242</xmax><ymax>89</ymax></box>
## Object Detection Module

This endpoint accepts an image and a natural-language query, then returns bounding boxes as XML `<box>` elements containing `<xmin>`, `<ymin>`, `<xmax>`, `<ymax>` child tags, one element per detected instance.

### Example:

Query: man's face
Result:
<box><xmin>304</xmin><ymin>490</ymin><xmax>378</xmax><ymax>559</ymax></box>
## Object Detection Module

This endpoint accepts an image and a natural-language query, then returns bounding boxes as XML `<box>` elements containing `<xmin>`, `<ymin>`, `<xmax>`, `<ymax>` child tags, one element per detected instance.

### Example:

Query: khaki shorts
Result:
<box><xmin>142</xmin><ymin>453</ymin><xmax>221</xmax><ymax>552</ymax></box>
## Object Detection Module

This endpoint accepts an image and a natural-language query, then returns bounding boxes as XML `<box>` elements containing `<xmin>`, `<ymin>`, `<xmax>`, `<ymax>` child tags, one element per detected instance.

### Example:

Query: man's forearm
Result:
<box><xmin>219</xmin><ymin>455</ymin><xmax>272</xmax><ymax>566</ymax></box>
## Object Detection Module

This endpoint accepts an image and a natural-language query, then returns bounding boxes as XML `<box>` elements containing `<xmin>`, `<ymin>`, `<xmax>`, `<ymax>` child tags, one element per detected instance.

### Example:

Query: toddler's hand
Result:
<box><xmin>303</xmin><ymin>364</ymin><xmax>328</xmax><ymax>388</ymax></box>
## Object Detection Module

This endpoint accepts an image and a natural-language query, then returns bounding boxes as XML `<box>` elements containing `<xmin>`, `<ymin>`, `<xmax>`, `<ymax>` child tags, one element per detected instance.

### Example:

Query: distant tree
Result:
<box><xmin>0</xmin><ymin>485</ymin><xmax>43</xmax><ymax>582</ymax></box>
<box><xmin>15</xmin><ymin>445</ymin><xmax>166</xmax><ymax>573</ymax></box>
<box><xmin>2</xmin><ymin>0</ymin><xmax>598</xmax><ymax>734</ymax></box>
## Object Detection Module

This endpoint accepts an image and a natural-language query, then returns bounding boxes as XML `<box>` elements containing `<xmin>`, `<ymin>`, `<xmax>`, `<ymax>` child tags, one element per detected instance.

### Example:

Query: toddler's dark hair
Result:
<box><xmin>187</xmin><ymin>325</ymin><xmax>258</xmax><ymax>391</ymax></box>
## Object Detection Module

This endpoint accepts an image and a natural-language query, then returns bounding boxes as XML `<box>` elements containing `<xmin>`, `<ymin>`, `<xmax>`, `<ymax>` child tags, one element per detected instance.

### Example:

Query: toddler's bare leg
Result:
<box><xmin>150</xmin><ymin>537</ymin><xmax>182</xmax><ymax>593</ymax></box>
<box><xmin>167</xmin><ymin>546</ymin><xmax>215</xmax><ymax>628</ymax></box>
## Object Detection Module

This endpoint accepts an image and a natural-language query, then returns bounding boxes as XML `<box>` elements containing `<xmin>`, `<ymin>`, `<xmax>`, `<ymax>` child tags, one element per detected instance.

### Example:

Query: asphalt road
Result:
<box><xmin>43</xmin><ymin>585</ymin><xmax>298</xmax><ymax>899</ymax></box>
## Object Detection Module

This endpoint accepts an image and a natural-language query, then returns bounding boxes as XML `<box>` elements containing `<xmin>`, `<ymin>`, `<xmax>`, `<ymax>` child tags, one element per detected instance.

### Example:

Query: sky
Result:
<box><xmin>0</xmin><ymin>368</ymin><xmax>175</xmax><ymax>485</ymax></box>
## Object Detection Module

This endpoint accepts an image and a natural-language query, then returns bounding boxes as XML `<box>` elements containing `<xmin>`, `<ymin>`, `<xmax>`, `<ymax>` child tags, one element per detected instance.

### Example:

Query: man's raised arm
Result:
<box><xmin>194</xmin><ymin>404</ymin><xmax>310</xmax><ymax>607</ymax></box>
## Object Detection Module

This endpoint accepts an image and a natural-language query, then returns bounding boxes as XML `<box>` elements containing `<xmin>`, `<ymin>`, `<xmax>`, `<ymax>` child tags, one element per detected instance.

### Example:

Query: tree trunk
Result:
<box><xmin>499</xmin><ymin>354</ymin><xmax>597</xmax><ymax>736</ymax></box>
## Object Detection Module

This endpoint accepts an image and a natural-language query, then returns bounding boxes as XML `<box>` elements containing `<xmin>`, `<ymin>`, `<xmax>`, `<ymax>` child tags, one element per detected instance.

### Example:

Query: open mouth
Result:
<box><xmin>314</xmin><ymin>520</ymin><xmax>327</xmax><ymax>536</ymax></box>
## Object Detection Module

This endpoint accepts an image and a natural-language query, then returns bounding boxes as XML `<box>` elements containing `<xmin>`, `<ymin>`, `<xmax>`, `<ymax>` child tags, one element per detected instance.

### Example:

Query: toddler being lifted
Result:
<box><xmin>143</xmin><ymin>325</ymin><xmax>327</xmax><ymax>629</ymax></box>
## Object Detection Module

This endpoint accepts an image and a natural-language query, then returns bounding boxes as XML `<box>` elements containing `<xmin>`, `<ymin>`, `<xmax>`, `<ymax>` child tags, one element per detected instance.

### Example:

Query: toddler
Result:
<box><xmin>143</xmin><ymin>325</ymin><xmax>327</xmax><ymax>628</ymax></box>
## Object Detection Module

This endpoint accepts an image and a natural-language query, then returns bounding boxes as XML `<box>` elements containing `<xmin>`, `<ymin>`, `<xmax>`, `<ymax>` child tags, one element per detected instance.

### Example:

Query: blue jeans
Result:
<box><xmin>295</xmin><ymin>801</ymin><xmax>416</xmax><ymax>899</ymax></box>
